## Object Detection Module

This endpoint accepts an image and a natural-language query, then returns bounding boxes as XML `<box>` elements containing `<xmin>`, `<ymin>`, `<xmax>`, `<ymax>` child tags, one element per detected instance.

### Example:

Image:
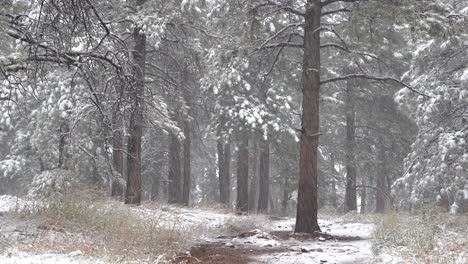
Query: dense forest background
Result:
<box><xmin>0</xmin><ymin>0</ymin><xmax>467</xmax><ymax>225</ymax></box>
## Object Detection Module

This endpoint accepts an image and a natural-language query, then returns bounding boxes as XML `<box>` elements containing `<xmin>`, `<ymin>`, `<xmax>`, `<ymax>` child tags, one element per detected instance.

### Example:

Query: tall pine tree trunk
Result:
<box><xmin>168</xmin><ymin>132</ymin><xmax>182</xmax><ymax>204</ymax></box>
<box><xmin>248</xmin><ymin>137</ymin><xmax>258</xmax><ymax>212</ymax></box>
<box><xmin>151</xmin><ymin>171</ymin><xmax>159</xmax><ymax>201</ymax></box>
<box><xmin>281</xmin><ymin>176</ymin><xmax>289</xmax><ymax>216</ymax></box>
<box><xmin>223</xmin><ymin>141</ymin><xmax>231</xmax><ymax>205</ymax></box>
<box><xmin>376</xmin><ymin>135</ymin><xmax>386</xmax><ymax>213</ymax></box>
<box><xmin>295</xmin><ymin>0</ymin><xmax>321</xmax><ymax>233</ymax></box>
<box><xmin>368</xmin><ymin>167</ymin><xmax>375</xmax><ymax>211</ymax></box>
<box><xmin>236</xmin><ymin>131</ymin><xmax>249</xmax><ymax>214</ymax></box>
<box><xmin>361</xmin><ymin>166</ymin><xmax>369</xmax><ymax>214</ymax></box>
<box><xmin>125</xmin><ymin>25</ymin><xmax>145</xmax><ymax>205</ymax></box>
<box><xmin>217</xmin><ymin>138</ymin><xmax>225</xmax><ymax>203</ymax></box>
<box><xmin>57</xmin><ymin>121</ymin><xmax>69</xmax><ymax>169</ymax></box>
<box><xmin>218</xmin><ymin>121</ymin><xmax>231</xmax><ymax>207</ymax></box>
<box><xmin>182</xmin><ymin>121</ymin><xmax>191</xmax><ymax>206</ymax></box>
<box><xmin>111</xmin><ymin>107</ymin><xmax>124</xmax><ymax>198</ymax></box>
<box><xmin>257</xmin><ymin>137</ymin><xmax>270</xmax><ymax>213</ymax></box>
<box><xmin>330</xmin><ymin>153</ymin><xmax>337</xmax><ymax>207</ymax></box>
<box><xmin>269</xmin><ymin>194</ymin><xmax>275</xmax><ymax>211</ymax></box>
<box><xmin>344</xmin><ymin>79</ymin><xmax>357</xmax><ymax>212</ymax></box>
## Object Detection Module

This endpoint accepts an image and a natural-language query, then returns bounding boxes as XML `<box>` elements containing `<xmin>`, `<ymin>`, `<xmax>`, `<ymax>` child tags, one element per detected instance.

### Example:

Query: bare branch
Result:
<box><xmin>321</xmin><ymin>43</ymin><xmax>380</xmax><ymax>61</ymax></box>
<box><xmin>320</xmin><ymin>74</ymin><xmax>429</xmax><ymax>97</ymax></box>
<box><xmin>322</xmin><ymin>7</ymin><xmax>351</xmax><ymax>16</ymax></box>
<box><xmin>182</xmin><ymin>22</ymin><xmax>225</xmax><ymax>40</ymax></box>
<box><xmin>256</xmin><ymin>1</ymin><xmax>305</xmax><ymax>17</ymax></box>
<box><xmin>6</xmin><ymin>28</ymin><xmax>124</xmax><ymax>73</ymax></box>
<box><xmin>258</xmin><ymin>23</ymin><xmax>303</xmax><ymax>50</ymax></box>
<box><xmin>85</xmin><ymin>0</ymin><xmax>110</xmax><ymax>36</ymax></box>
<box><xmin>257</xmin><ymin>42</ymin><xmax>303</xmax><ymax>50</ymax></box>
<box><xmin>1</xmin><ymin>64</ymin><xmax>28</xmax><ymax>73</ymax></box>
<box><xmin>355</xmin><ymin>185</ymin><xmax>392</xmax><ymax>200</ymax></box>
<box><xmin>262</xmin><ymin>34</ymin><xmax>295</xmax><ymax>80</ymax></box>
<box><xmin>321</xmin><ymin>0</ymin><xmax>358</xmax><ymax>8</ymax></box>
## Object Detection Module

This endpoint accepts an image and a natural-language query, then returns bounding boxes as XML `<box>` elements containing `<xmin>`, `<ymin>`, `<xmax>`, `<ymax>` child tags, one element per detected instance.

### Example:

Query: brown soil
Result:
<box><xmin>172</xmin><ymin>231</ymin><xmax>365</xmax><ymax>263</ymax></box>
<box><xmin>270</xmin><ymin>231</ymin><xmax>364</xmax><ymax>241</ymax></box>
<box><xmin>173</xmin><ymin>242</ymin><xmax>288</xmax><ymax>264</ymax></box>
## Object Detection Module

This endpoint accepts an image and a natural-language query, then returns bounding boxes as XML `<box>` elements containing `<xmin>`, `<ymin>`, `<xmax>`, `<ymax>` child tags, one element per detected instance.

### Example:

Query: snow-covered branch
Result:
<box><xmin>321</xmin><ymin>0</ymin><xmax>358</xmax><ymax>8</ymax></box>
<box><xmin>320</xmin><ymin>74</ymin><xmax>429</xmax><ymax>97</ymax></box>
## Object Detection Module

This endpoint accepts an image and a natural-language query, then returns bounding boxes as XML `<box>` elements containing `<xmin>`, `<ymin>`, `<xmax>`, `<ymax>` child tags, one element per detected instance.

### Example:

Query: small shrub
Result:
<box><xmin>318</xmin><ymin>206</ymin><xmax>340</xmax><ymax>220</ymax></box>
<box><xmin>339</xmin><ymin>210</ymin><xmax>373</xmax><ymax>224</ymax></box>
<box><xmin>27</xmin><ymin>169</ymin><xmax>78</xmax><ymax>199</ymax></box>
<box><xmin>372</xmin><ymin>211</ymin><xmax>408</xmax><ymax>254</ymax></box>
<box><xmin>222</xmin><ymin>214</ymin><xmax>271</xmax><ymax>235</ymax></box>
<box><xmin>14</xmin><ymin>190</ymin><xmax>194</xmax><ymax>262</ymax></box>
<box><xmin>372</xmin><ymin>208</ymin><xmax>467</xmax><ymax>263</ymax></box>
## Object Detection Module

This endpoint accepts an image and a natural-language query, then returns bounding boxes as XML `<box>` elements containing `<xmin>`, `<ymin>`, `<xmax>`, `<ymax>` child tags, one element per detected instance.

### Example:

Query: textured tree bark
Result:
<box><xmin>125</xmin><ymin>107</ymin><xmax>143</xmax><ymax>205</ymax></box>
<box><xmin>111</xmin><ymin>107</ymin><xmax>124</xmax><ymax>198</ymax></box>
<box><xmin>368</xmin><ymin>167</ymin><xmax>375</xmax><ymax>211</ymax></box>
<box><xmin>257</xmin><ymin>137</ymin><xmax>270</xmax><ymax>213</ymax></box>
<box><xmin>269</xmin><ymin>194</ymin><xmax>275</xmax><ymax>211</ymax></box>
<box><xmin>361</xmin><ymin>168</ymin><xmax>368</xmax><ymax>214</ymax></box>
<box><xmin>376</xmin><ymin>136</ymin><xmax>386</xmax><ymax>213</ymax></box>
<box><xmin>125</xmin><ymin>27</ymin><xmax>145</xmax><ymax>205</ymax></box>
<box><xmin>217</xmin><ymin>115</ymin><xmax>231</xmax><ymax>207</ymax></box>
<box><xmin>248</xmin><ymin>137</ymin><xmax>258</xmax><ymax>212</ymax></box>
<box><xmin>236</xmin><ymin>131</ymin><xmax>249</xmax><ymax>214</ymax></box>
<box><xmin>57</xmin><ymin>121</ymin><xmax>69</xmax><ymax>169</ymax></box>
<box><xmin>344</xmin><ymin>80</ymin><xmax>357</xmax><ymax>212</ymax></box>
<box><xmin>364</xmin><ymin>106</ymin><xmax>374</xmax><ymax>212</ymax></box>
<box><xmin>223</xmin><ymin>141</ymin><xmax>231</xmax><ymax>206</ymax></box>
<box><xmin>207</xmin><ymin>168</ymin><xmax>218</xmax><ymax>202</ymax></box>
<box><xmin>151</xmin><ymin>172</ymin><xmax>159</xmax><ymax>201</ymax></box>
<box><xmin>217</xmin><ymin>138</ymin><xmax>225</xmax><ymax>203</ymax></box>
<box><xmin>182</xmin><ymin>121</ymin><xmax>191</xmax><ymax>206</ymax></box>
<box><xmin>295</xmin><ymin>0</ymin><xmax>321</xmax><ymax>233</ymax></box>
<box><xmin>330</xmin><ymin>154</ymin><xmax>337</xmax><ymax>207</ymax></box>
<box><xmin>168</xmin><ymin>132</ymin><xmax>182</xmax><ymax>204</ymax></box>
<box><xmin>281</xmin><ymin>176</ymin><xmax>289</xmax><ymax>216</ymax></box>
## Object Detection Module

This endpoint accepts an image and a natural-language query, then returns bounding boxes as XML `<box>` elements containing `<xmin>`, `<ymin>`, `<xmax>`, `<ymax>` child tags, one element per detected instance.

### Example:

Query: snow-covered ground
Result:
<box><xmin>215</xmin><ymin>218</ymin><xmax>380</xmax><ymax>264</ymax></box>
<box><xmin>133</xmin><ymin>204</ymin><xmax>231</xmax><ymax>229</ymax></box>
<box><xmin>0</xmin><ymin>251</ymin><xmax>105</xmax><ymax>264</ymax></box>
<box><xmin>0</xmin><ymin>195</ymin><xmax>103</xmax><ymax>264</ymax></box>
<box><xmin>4</xmin><ymin>195</ymin><xmax>460</xmax><ymax>264</ymax></box>
<box><xmin>132</xmin><ymin>205</ymin><xmax>394</xmax><ymax>263</ymax></box>
<box><xmin>0</xmin><ymin>195</ymin><xmax>27</xmax><ymax>213</ymax></box>
<box><xmin>269</xmin><ymin>219</ymin><xmax>374</xmax><ymax>263</ymax></box>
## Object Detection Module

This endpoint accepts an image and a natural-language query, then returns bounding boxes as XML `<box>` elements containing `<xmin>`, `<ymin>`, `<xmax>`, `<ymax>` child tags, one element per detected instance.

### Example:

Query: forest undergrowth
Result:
<box><xmin>372</xmin><ymin>208</ymin><xmax>468</xmax><ymax>264</ymax></box>
<box><xmin>6</xmin><ymin>191</ymin><xmax>195</xmax><ymax>262</ymax></box>
<box><xmin>3</xmin><ymin>192</ymin><xmax>468</xmax><ymax>264</ymax></box>
<box><xmin>3</xmin><ymin>191</ymin><xmax>275</xmax><ymax>263</ymax></box>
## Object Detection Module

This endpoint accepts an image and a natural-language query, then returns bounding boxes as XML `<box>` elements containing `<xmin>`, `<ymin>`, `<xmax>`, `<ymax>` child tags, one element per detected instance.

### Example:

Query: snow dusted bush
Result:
<box><xmin>27</xmin><ymin>169</ymin><xmax>78</xmax><ymax>199</ymax></box>
<box><xmin>28</xmin><ymin>191</ymin><xmax>193</xmax><ymax>261</ymax></box>
<box><xmin>373</xmin><ymin>209</ymin><xmax>468</xmax><ymax>263</ymax></box>
<box><xmin>456</xmin><ymin>252</ymin><xmax>468</xmax><ymax>264</ymax></box>
<box><xmin>223</xmin><ymin>215</ymin><xmax>271</xmax><ymax>235</ymax></box>
<box><xmin>392</xmin><ymin>2</ymin><xmax>468</xmax><ymax>211</ymax></box>
<box><xmin>0</xmin><ymin>158</ymin><xmax>23</xmax><ymax>178</ymax></box>
<box><xmin>450</xmin><ymin>187</ymin><xmax>468</xmax><ymax>214</ymax></box>
<box><xmin>0</xmin><ymin>195</ymin><xmax>26</xmax><ymax>213</ymax></box>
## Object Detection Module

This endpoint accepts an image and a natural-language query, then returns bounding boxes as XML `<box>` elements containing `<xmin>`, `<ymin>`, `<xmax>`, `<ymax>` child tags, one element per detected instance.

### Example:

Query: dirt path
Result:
<box><xmin>1</xmin><ymin>197</ymin><xmax>382</xmax><ymax>263</ymax></box>
<box><xmin>175</xmin><ymin>218</ymin><xmax>378</xmax><ymax>264</ymax></box>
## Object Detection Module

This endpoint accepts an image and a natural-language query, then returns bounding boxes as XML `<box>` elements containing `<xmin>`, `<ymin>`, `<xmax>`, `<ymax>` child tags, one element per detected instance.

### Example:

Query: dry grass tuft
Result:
<box><xmin>372</xmin><ymin>208</ymin><xmax>468</xmax><ymax>263</ymax></box>
<box><xmin>11</xmin><ymin>190</ymin><xmax>196</xmax><ymax>263</ymax></box>
<box><xmin>222</xmin><ymin>214</ymin><xmax>271</xmax><ymax>235</ymax></box>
